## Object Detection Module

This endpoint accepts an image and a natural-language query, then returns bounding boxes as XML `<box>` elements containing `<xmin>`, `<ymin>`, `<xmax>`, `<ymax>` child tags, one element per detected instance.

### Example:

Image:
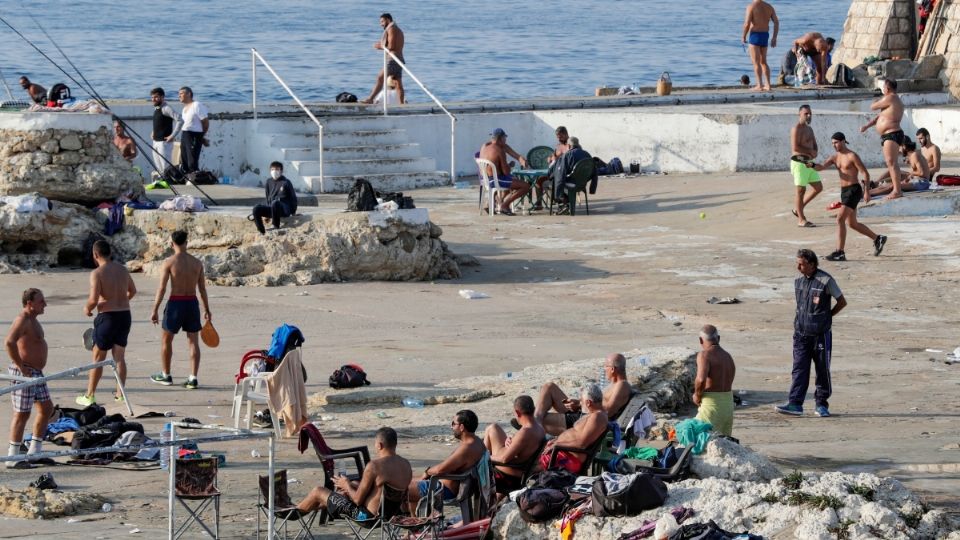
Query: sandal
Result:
<box><xmin>499</xmin><ymin>207</ymin><xmax>515</xmax><ymax>216</ymax></box>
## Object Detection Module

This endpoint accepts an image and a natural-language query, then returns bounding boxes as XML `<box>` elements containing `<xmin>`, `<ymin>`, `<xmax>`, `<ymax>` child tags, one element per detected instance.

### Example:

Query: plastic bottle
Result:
<box><xmin>402</xmin><ymin>397</ymin><xmax>424</xmax><ymax>409</ymax></box>
<box><xmin>159</xmin><ymin>423</ymin><xmax>171</xmax><ymax>470</ymax></box>
<box><xmin>598</xmin><ymin>367</ymin><xmax>607</xmax><ymax>389</ymax></box>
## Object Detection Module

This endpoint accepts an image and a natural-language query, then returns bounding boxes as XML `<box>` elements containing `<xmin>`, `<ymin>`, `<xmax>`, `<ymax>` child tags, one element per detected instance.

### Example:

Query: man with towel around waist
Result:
<box><xmin>693</xmin><ymin>324</ymin><xmax>736</xmax><ymax>436</ymax></box>
<box><xmin>742</xmin><ymin>0</ymin><xmax>778</xmax><ymax>91</ymax></box>
<box><xmin>149</xmin><ymin>230</ymin><xmax>212</xmax><ymax>390</ymax></box>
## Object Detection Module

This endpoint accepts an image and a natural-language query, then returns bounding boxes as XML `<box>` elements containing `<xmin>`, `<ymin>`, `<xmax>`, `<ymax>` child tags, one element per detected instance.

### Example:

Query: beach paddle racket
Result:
<box><xmin>82</xmin><ymin>327</ymin><xmax>94</xmax><ymax>351</ymax></box>
<box><xmin>201</xmin><ymin>320</ymin><xmax>220</xmax><ymax>348</ymax></box>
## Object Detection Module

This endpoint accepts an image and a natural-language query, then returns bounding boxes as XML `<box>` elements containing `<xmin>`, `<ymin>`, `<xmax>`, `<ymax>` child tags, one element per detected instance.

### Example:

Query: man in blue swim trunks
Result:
<box><xmin>407</xmin><ymin>410</ymin><xmax>486</xmax><ymax>513</ymax></box>
<box><xmin>478</xmin><ymin>128</ymin><xmax>531</xmax><ymax>216</ymax></box>
<box><xmin>149</xmin><ymin>231</ymin><xmax>212</xmax><ymax>390</ymax></box>
<box><xmin>80</xmin><ymin>241</ymin><xmax>136</xmax><ymax>406</ymax></box>
<box><xmin>742</xmin><ymin>0</ymin><xmax>778</xmax><ymax>91</ymax></box>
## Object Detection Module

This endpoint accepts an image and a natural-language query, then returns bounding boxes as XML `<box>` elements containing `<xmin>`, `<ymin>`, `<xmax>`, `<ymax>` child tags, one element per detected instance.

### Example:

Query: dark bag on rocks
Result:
<box><xmin>336</xmin><ymin>92</ymin><xmax>358</xmax><ymax>103</ymax></box>
<box><xmin>347</xmin><ymin>179</ymin><xmax>378</xmax><ymax>211</ymax></box>
<box><xmin>329</xmin><ymin>364</ymin><xmax>371</xmax><ymax>389</ymax></box>
<box><xmin>591</xmin><ymin>472</ymin><xmax>668</xmax><ymax>517</ymax></box>
<box><xmin>668</xmin><ymin>519</ymin><xmax>763</xmax><ymax>540</ymax></box>
<box><xmin>525</xmin><ymin>468</ymin><xmax>578</xmax><ymax>490</ymax></box>
<box><xmin>187</xmin><ymin>170</ymin><xmax>218</xmax><ymax>185</ymax></box>
<box><xmin>57</xmin><ymin>403</ymin><xmax>106</xmax><ymax>427</ymax></box>
<box><xmin>376</xmin><ymin>190</ymin><xmax>416</xmax><ymax>209</ymax></box>
<box><xmin>162</xmin><ymin>165</ymin><xmax>186</xmax><ymax>184</ymax></box>
<box><xmin>516</xmin><ymin>487</ymin><xmax>569</xmax><ymax>523</ymax></box>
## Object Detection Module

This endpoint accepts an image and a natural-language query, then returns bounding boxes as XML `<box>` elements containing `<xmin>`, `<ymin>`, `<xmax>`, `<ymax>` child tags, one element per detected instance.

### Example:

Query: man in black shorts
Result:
<box><xmin>813</xmin><ymin>132</ymin><xmax>887</xmax><ymax>262</ymax></box>
<box><xmin>361</xmin><ymin>13</ymin><xmax>406</xmax><ymax>104</ymax></box>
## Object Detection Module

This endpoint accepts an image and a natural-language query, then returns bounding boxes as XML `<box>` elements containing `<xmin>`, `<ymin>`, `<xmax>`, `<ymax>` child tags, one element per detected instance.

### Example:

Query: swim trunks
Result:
<box><xmin>386</xmin><ymin>54</ymin><xmax>405</xmax><ymax>80</ymax></box>
<box><xmin>325</xmin><ymin>492</ymin><xmax>369</xmax><ymax>520</ymax></box>
<box><xmin>8</xmin><ymin>365</ymin><xmax>50</xmax><ymax>412</ymax></box>
<box><xmin>790</xmin><ymin>159</ymin><xmax>821</xmax><ymax>187</ymax></box>
<box><xmin>748</xmin><ymin>31</ymin><xmax>769</xmax><ymax>48</ymax></box>
<box><xmin>695</xmin><ymin>390</ymin><xmax>734</xmax><ymax>436</ymax></box>
<box><xmin>880</xmin><ymin>130</ymin><xmax>905</xmax><ymax>147</ymax></box>
<box><xmin>487</xmin><ymin>174</ymin><xmax>514</xmax><ymax>189</ymax></box>
<box><xmin>416</xmin><ymin>480</ymin><xmax>455</xmax><ymax>500</ymax></box>
<box><xmin>493</xmin><ymin>469</ymin><xmax>523</xmax><ymax>495</ymax></box>
<box><xmin>163</xmin><ymin>296</ymin><xmax>202</xmax><ymax>334</ymax></box>
<box><xmin>538</xmin><ymin>449</ymin><xmax>583</xmax><ymax>475</ymax></box>
<box><xmin>93</xmin><ymin>310</ymin><xmax>132</xmax><ymax>350</ymax></box>
<box><xmin>840</xmin><ymin>183</ymin><xmax>864</xmax><ymax>210</ymax></box>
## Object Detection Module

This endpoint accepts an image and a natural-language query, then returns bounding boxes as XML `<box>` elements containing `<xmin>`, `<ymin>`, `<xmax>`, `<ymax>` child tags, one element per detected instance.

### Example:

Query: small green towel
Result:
<box><xmin>675</xmin><ymin>418</ymin><xmax>713</xmax><ymax>454</ymax></box>
<box><xmin>621</xmin><ymin>446</ymin><xmax>660</xmax><ymax>461</ymax></box>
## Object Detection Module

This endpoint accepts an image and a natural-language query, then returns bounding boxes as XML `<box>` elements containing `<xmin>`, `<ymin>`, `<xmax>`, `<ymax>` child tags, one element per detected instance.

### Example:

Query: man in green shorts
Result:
<box><xmin>790</xmin><ymin>104</ymin><xmax>822</xmax><ymax>227</ymax></box>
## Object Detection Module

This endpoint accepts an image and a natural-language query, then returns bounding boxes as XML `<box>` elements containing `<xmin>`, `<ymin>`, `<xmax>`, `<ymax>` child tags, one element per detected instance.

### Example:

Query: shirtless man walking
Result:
<box><xmin>693</xmin><ymin>325</ymin><xmax>736</xmax><ymax>436</ymax></box>
<box><xmin>916</xmin><ymin>128</ymin><xmax>941</xmax><ymax>178</ymax></box>
<box><xmin>362</xmin><ymin>13</ymin><xmax>405</xmax><ymax>104</ymax></box>
<box><xmin>150</xmin><ymin>231</ymin><xmax>212</xmax><ymax>390</ymax></box>
<box><xmin>861</xmin><ymin>79</ymin><xmax>906</xmax><ymax>199</ymax></box>
<box><xmin>742</xmin><ymin>0</ymin><xmax>779</xmax><ymax>91</ymax></box>
<box><xmin>6</xmin><ymin>289</ymin><xmax>53</xmax><ymax>467</ymax></box>
<box><xmin>79</xmin><ymin>241</ymin><xmax>136</xmax><ymax>406</ymax></box>
<box><xmin>814</xmin><ymin>133</ymin><xmax>886</xmax><ymax>261</ymax></box>
<box><xmin>790</xmin><ymin>105</ymin><xmax>822</xmax><ymax>227</ymax></box>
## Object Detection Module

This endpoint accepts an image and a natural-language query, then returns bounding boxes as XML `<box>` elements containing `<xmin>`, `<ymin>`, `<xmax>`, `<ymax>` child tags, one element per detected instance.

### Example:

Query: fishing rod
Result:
<box><xmin>3</xmin><ymin>13</ymin><xmax>220</xmax><ymax>205</ymax></box>
<box><xmin>0</xmin><ymin>67</ymin><xmax>15</xmax><ymax>100</ymax></box>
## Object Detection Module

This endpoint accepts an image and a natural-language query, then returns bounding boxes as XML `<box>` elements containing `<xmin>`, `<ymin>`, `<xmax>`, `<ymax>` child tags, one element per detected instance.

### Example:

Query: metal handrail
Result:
<box><xmin>251</xmin><ymin>48</ymin><xmax>324</xmax><ymax>186</ymax></box>
<box><xmin>382</xmin><ymin>49</ymin><xmax>457</xmax><ymax>183</ymax></box>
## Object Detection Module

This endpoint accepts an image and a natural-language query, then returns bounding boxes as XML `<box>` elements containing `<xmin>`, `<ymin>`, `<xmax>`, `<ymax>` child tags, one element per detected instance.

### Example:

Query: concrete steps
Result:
<box><xmin>280</xmin><ymin>143</ymin><xmax>421</xmax><ymax>161</ymax></box>
<box><xmin>304</xmin><ymin>172</ymin><xmax>451</xmax><ymax>194</ymax></box>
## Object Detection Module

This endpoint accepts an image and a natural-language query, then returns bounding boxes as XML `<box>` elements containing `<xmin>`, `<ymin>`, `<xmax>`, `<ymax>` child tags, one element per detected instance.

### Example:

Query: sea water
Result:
<box><xmin>0</xmin><ymin>0</ymin><xmax>848</xmax><ymax>104</ymax></box>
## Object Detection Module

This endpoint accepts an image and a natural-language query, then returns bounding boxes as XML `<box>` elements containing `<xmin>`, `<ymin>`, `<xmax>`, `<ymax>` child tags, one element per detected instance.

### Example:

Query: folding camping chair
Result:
<box><xmin>256</xmin><ymin>469</ymin><xmax>318</xmax><ymax>540</ymax></box>
<box><xmin>342</xmin><ymin>483</ymin><xmax>408</xmax><ymax>540</ymax></box>
<box><xmin>173</xmin><ymin>457</ymin><xmax>221</xmax><ymax>539</ymax></box>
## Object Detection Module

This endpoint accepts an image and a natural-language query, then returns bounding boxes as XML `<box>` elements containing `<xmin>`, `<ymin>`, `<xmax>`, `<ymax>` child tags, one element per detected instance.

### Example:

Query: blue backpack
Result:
<box><xmin>104</xmin><ymin>203</ymin><xmax>124</xmax><ymax>236</ymax></box>
<box><xmin>267</xmin><ymin>324</ymin><xmax>305</xmax><ymax>361</ymax></box>
<box><xmin>607</xmin><ymin>157</ymin><xmax>624</xmax><ymax>175</ymax></box>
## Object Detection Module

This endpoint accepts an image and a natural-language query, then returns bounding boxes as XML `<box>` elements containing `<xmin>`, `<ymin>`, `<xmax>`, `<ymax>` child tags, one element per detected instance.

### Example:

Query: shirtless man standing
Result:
<box><xmin>814</xmin><ymin>133</ymin><xmax>886</xmax><ymax>261</ymax></box>
<box><xmin>483</xmin><ymin>395</ymin><xmax>546</xmax><ymax>496</ymax></box>
<box><xmin>296</xmin><ymin>427</ymin><xmax>412</xmax><ymax>521</ymax></box>
<box><xmin>5</xmin><ymin>289</ymin><xmax>53</xmax><ymax>467</ymax></box>
<box><xmin>861</xmin><ymin>78</ymin><xmax>906</xmax><ymax>199</ymax></box>
<box><xmin>916</xmin><ymin>128</ymin><xmax>941</xmax><ymax>178</ymax></box>
<box><xmin>362</xmin><ymin>13</ymin><xmax>405</xmax><ymax>104</ymax></box>
<box><xmin>790</xmin><ymin>105</ymin><xmax>822</xmax><ymax>227</ymax></box>
<box><xmin>79</xmin><ymin>241</ymin><xmax>136</xmax><ymax>406</ymax></box>
<box><xmin>478</xmin><ymin>129</ymin><xmax>531</xmax><ymax>216</ymax></box>
<box><xmin>533</xmin><ymin>353</ymin><xmax>631</xmax><ymax>436</ymax></box>
<box><xmin>150</xmin><ymin>231</ymin><xmax>212</xmax><ymax>390</ymax></box>
<box><xmin>742</xmin><ymin>0</ymin><xmax>779</xmax><ymax>91</ymax></box>
<box><xmin>693</xmin><ymin>325</ymin><xmax>736</xmax><ymax>436</ymax></box>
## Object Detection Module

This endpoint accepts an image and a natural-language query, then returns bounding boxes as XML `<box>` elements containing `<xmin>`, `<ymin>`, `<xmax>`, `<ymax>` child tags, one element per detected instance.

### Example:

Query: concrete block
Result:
<box><xmin>886</xmin><ymin>33</ymin><xmax>911</xmax><ymax>52</ymax></box>
<box><xmin>884</xmin><ymin>59</ymin><xmax>916</xmax><ymax>78</ymax></box>
<box><xmin>894</xmin><ymin>2</ymin><xmax>911</xmax><ymax>17</ymax></box>
<box><xmin>913</xmin><ymin>55</ymin><xmax>945</xmax><ymax>79</ymax></box>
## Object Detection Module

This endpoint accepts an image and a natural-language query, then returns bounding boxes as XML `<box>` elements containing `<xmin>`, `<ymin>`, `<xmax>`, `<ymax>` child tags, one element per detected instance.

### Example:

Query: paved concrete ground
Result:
<box><xmin>0</xmin><ymin>163</ymin><xmax>958</xmax><ymax>538</ymax></box>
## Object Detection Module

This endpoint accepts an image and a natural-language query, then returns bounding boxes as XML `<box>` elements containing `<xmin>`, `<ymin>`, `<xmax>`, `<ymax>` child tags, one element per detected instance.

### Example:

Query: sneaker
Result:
<box><xmin>150</xmin><ymin>373</ymin><xmax>173</xmax><ymax>386</ymax></box>
<box><xmin>114</xmin><ymin>394</ymin><xmax>125</xmax><ymax>403</ymax></box>
<box><xmin>815</xmin><ymin>406</ymin><xmax>831</xmax><ymax>417</ymax></box>
<box><xmin>183</xmin><ymin>378</ymin><xmax>198</xmax><ymax>390</ymax></box>
<box><xmin>774</xmin><ymin>403</ymin><xmax>803</xmax><ymax>416</ymax></box>
<box><xmin>825</xmin><ymin>250</ymin><xmax>846</xmax><ymax>262</ymax></box>
<box><xmin>874</xmin><ymin>235</ymin><xmax>888</xmax><ymax>256</ymax></box>
<box><xmin>75</xmin><ymin>394</ymin><xmax>96</xmax><ymax>407</ymax></box>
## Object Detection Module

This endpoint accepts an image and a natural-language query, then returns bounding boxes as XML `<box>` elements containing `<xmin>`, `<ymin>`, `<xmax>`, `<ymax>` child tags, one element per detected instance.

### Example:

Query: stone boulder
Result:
<box><xmin>119</xmin><ymin>207</ymin><xmax>461</xmax><ymax>286</ymax></box>
<box><xmin>0</xmin><ymin>122</ymin><xmax>144</xmax><ymax>204</ymax></box>
<box><xmin>0</xmin><ymin>486</ymin><xmax>106</xmax><ymax>519</ymax></box>
<box><xmin>0</xmin><ymin>196</ymin><xmax>111</xmax><ymax>269</ymax></box>
<box><xmin>690</xmin><ymin>436</ymin><xmax>782</xmax><ymax>483</ymax></box>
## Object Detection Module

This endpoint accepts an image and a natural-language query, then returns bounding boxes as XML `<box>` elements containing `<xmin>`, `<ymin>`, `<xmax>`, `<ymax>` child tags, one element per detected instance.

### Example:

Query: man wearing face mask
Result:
<box><xmin>251</xmin><ymin>162</ymin><xmax>298</xmax><ymax>234</ymax></box>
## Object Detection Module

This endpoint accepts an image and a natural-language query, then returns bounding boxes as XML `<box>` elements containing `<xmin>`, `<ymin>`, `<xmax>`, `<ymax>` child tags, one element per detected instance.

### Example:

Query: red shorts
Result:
<box><xmin>539</xmin><ymin>450</ymin><xmax>582</xmax><ymax>474</ymax></box>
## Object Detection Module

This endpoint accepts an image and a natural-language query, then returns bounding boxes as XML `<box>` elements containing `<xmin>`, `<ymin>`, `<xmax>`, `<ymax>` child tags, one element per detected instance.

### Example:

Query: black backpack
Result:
<box><xmin>375</xmin><ymin>190</ymin><xmax>416</xmax><ymax>209</ymax></box>
<box><xmin>336</xmin><ymin>92</ymin><xmax>358</xmax><ymax>103</ymax></box>
<box><xmin>591</xmin><ymin>472</ymin><xmax>668</xmax><ymax>517</ymax></box>
<box><xmin>162</xmin><ymin>165</ymin><xmax>186</xmax><ymax>184</ymax></box>
<box><xmin>347</xmin><ymin>179</ymin><xmax>378</xmax><ymax>211</ymax></box>
<box><xmin>525</xmin><ymin>469</ymin><xmax>578</xmax><ymax>490</ymax></box>
<box><xmin>829</xmin><ymin>63</ymin><xmax>856</xmax><ymax>87</ymax></box>
<box><xmin>668</xmin><ymin>520</ymin><xmax>764</xmax><ymax>540</ymax></box>
<box><xmin>329</xmin><ymin>364</ymin><xmax>371</xmax><ymax>389</ymax></box>
<box><xmin>187</xmin><ymin>170</ymin><xmax>218</xmax><ymax>185</ymax></box>
<box><xmin>516</xmin><ymin>487</ymin><xmax>569</xmax><ymax>523</ymax></box>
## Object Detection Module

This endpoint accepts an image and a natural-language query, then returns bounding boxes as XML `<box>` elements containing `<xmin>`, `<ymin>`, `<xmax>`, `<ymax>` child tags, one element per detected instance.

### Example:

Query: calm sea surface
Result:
<box><xmin>0</xmin><ymin>1</ymin><xmax>849</xmax><ymax>104</ymax></box>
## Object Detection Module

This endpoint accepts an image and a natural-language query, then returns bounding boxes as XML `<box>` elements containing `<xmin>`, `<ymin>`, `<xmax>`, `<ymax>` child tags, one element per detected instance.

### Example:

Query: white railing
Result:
<box><xmin>382</xmin><ymin>49</ymin><xmax>457</xmax><ymax>183</ymax></box>
<box><xmin>252</xmin><ymin>48</ymin><xmax>324</xmax><ymax>185</ymax></box>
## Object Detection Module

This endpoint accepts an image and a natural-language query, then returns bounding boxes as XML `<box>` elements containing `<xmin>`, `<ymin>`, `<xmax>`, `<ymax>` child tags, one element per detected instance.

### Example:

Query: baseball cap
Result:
<box><xmin>831</xmin><ymin>132</ymin><xmax>846</xmax><ymax>142</ymax></box>
<box><xmin>490</xmin><ymin>128</ymin><xmax>507</xmax><ymax>139</ymax></box>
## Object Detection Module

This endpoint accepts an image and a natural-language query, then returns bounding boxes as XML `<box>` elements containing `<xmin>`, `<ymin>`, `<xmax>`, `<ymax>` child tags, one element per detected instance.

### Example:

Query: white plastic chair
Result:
<box><xmin>476</xmin><ymin>158</ymin><xmax>510</xmax><ymax>217</ymax></box>
<box><xmin>231</xmin><ymin>373</ymin><xmax>284</xmax><ymax>439</ymax></box>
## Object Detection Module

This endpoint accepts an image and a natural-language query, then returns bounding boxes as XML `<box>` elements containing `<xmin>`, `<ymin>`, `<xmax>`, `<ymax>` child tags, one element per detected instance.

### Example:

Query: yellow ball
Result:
<box><xmin>699</xmin><ymin>212</ymin><xmax>706</xmax><ymax>219</ymax></box>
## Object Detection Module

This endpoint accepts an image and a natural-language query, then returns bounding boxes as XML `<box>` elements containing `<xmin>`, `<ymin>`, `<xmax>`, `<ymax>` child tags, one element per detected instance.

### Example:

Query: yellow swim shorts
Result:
<box><xmin>791</xmin><ymin>159</ymin><xmax>821</xmax><ymax>187</ymax></box>
<box><xmin>695</xmin><ymin>391</ymin><xmax>734</xmax><ymax>436</ymax></box>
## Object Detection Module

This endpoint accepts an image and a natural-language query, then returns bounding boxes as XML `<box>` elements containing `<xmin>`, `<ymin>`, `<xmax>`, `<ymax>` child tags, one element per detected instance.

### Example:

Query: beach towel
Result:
<box><xmin>264</xmin><ymin>348</ymin><xmax>309</xmax><ymax>437</ymax></box>
<box><xmin>695</xmin><ymin>391</ymin><xmax>734</xmax><ymax>437</ymax></box>
<box><xmin>674</xmin><ymin>418</ymin><xmax>713</xmax><ymax>454</ymax></box>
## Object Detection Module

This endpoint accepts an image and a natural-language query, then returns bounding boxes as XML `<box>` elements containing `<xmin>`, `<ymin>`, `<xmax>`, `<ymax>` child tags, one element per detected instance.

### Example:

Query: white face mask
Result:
<box><xmin>270</xmin><ymin>169</ymin><xmax>281</xmax><ymax>180</ymax></box>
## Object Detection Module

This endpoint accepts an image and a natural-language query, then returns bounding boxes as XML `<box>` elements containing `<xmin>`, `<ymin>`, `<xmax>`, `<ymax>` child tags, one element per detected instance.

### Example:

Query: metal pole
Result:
<box><xmin>167</xmin><ymin>424</ymin><xmax>176</xmax><ymax>540</ymax></box>
<box><xmin>450</xmin><ymin>116</ymin><xmax>456</xmax><ymax>185</ymax></box>
<box><xmin>111</xmin><ymin>365</ymin><xmax>134</xmax><ymax>416</ymax></box>
<box><xmin>0</xmin><ymin>359</ymin><xmax>119</xmax><ymax>396</ymax></box>
<box><xmin>268</xmin><ymin>434</ymin><xmax>276</xmax><ymax>539</ymax></box>
<box><xmin>382</xmin><ymin>48</ymin><xmax>388</xmax><ymax>116</ymax></box>
<box><xmin>252</xmin><ymin>48</ymin><xmax>258</xmax><ymax>121</ymax></box>
<box><xmin>318</xmin><ymin>125</ymin><xmax>324</xmax><ymax>192</ymax></box>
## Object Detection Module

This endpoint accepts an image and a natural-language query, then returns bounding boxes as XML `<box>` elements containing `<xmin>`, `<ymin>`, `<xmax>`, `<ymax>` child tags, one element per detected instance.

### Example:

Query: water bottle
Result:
<box><xmin>159</xmin><ymin>423</ymin><xmax>171</xmax><ymax>470</ymax></box>
<box><xmin>598</xmin><ymin>367</ymin><xmax>607</xmax><ymax>389</ymax></box>
<box><xmin>402</xmin><ymin>397</ymin><xmax>424</xmax><ymax>409</ymax></box>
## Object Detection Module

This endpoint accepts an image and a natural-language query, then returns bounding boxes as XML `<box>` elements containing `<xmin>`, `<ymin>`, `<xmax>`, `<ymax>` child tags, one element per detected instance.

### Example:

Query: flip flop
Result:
<box><xmin>798</xmin><ymin>221</ymin><xmax>816</xmax><ymax>228</ymax></box>
<box><xmin>827</xmin><ymin>201</ymin><xmax>842</xmax><ymax>210</ymax></box>
<box><xmin>791</xmin><ymin>210</ymin><xmax>799</xmax><ymax>218</ymax></box>
<box><xmin>499</xmin><ymin>208</ymin><xmax>516</xmax><ymax>216</ymax></box>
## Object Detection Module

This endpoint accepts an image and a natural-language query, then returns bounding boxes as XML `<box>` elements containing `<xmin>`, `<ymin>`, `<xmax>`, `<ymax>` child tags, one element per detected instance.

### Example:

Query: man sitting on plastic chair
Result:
<box><xmin>294</xmin><ymin>427</ymin><xmax>412</xmax><ymax>524</ymax></box>
<box><xmin>406</xmin><ymin>410</ymin><xmax>486</xmax><ymax>513</ymax></box>
<box><xmin>478</xmin><ymin>129</ymin><xmax>530</xmax><ymax>216</ymax></box>
<box><xmin>550</xmin><ymin>137</ymin><xmax>598</xmax><ymax>214</ymax></box>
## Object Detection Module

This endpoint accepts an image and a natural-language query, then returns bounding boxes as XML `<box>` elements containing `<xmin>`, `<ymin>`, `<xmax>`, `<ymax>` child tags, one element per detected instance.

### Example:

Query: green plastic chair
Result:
<box><xmin>526</xmin><ymin>146</ymin><xmax>554</xmax><ymax>170</ymax></box>
<box><xmin>550</xmin><ymin>158</ymin><xmax>595</xmax><ymax>216</ymax></box>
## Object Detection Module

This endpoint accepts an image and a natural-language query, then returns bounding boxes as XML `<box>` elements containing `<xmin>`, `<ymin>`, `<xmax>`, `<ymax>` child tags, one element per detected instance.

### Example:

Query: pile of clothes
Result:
<box><xmin>44</xmin><ymin>403</ymin><xmax>154</xmax><ymax>462</ymax></box>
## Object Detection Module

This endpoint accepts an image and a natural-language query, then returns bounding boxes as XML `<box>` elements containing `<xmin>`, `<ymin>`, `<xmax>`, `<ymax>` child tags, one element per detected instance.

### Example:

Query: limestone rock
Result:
<box><xmin>0</xmin><ymin>486</ymin><xmax>106</xmax><ymax>519</ymax></box>
<box><xmin>690</xmin><ymin>437</ymin><xmax>783</xmax><ymax>483</ymax></box>
<box><xmin>0</xmin><ymin>198</ymin><xmax>106</xmax><ymax>269</ymax></box>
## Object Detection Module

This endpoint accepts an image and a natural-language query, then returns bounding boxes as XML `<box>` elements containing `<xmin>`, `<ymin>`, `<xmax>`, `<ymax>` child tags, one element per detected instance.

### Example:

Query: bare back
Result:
<box><xmin>796</xmin><ymin>32</ymin><xmax>823</xmax><ymax>52</ymax></box>
<box><xmin>700</xmin><ymin>345</ymin><xmax>736</xmax><ymax>393</ymax></box>
<box><xmin>165</xmin><ymin>252</ymin><xmax>204</xmax><ymax>296</ymax></box>
<box><xmin>7</xmin><ymin>313</ymin><xmax>47</xmax><ymax>371</ymax></box>
<box><xmin>362</xmin><ymin>454</ymin><xmax>412</xmax><ymax>515</ymax></box>
<box><xmin>479</xmin><ymin>142</ymin><xmax>510</xmax><ymax>177</ymax></box>
<box><xmin>906</xmin><ymin>151</ymin><xmax>930</xmax><ymax>179</ymax></box>
<box><xmin>791</xmin><ymin>123</ymin><xmax>817</xmax><ymax>158</ymax></box>
<box><xmin>555</xmin><ymin>409</ymin><xmax>608</xmax><ymax>461</ymax></box>
<box><xmin>873</xmin><ymin>94</ymin><xmax>904</xmax><ymax>135</ymax></box>
<box><xmin>91</xmin><ymin>262</ymin><xmax>134</xmax><ymax>312</ymax></box>
<box><xmin>745</xmin><ymin>1</ymin><xmax>775</xmax><ymax>32</ymax></box>
<box><xmin>384</xmin><ymin>24</ymin><xmax>404</xmax><ymax>57</ymax></box>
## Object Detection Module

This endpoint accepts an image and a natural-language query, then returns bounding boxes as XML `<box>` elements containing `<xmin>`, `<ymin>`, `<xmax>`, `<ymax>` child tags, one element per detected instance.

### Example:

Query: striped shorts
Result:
<box><xmin>8</xmin><ymin>365</ymin><xmax>50</xmax><ymax>413</ymax></box>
